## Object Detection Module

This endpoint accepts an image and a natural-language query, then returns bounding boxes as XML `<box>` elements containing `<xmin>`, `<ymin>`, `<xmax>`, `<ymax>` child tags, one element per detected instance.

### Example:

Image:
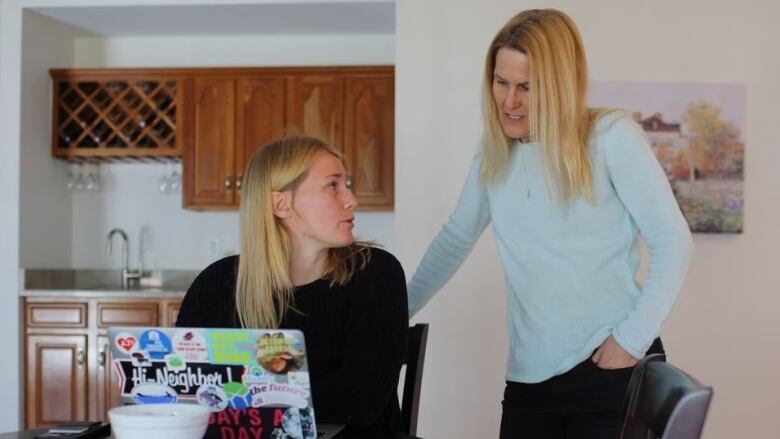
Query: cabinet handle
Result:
<box><xmin>98</xmin><ymin>348</ymin><xmax>106</xmax><ymax>368</ymax></box>
<box><xmin>76</xmin><ymin>349</ymin><xmax>85</xmax><ymax>366</ymax></box>
<box><xmin>236</xmin><ymin>175</ymin><xmax>242</xmax><ymax>191</ymax></box>
<box><xmin>225</xmin><ymin>176</ymin><xmax>232</xmax><ymax>190</ymax></box>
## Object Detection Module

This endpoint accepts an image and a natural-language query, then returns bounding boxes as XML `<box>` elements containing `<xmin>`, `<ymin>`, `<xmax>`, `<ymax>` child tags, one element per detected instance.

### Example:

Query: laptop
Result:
<box><xmin>108</xmin><ymin>327</ymin><xmax>345</xmax><ymax>439</ymax></box>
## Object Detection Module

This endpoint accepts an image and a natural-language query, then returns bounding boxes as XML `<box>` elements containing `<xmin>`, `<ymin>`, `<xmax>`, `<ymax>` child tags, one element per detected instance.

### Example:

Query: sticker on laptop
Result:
<box><xmin>243</xmin><ymin>365</ymin><xmax>275</xmax><ymax>385</ymax></box>
<box><xmin>172</xmin><ymin>329</ymin><xmax>209</xmax><ymax>362</ymax></box>
<box><xmin>255</xmin><ymin>332</ymin><xmax>305</xmax><ymax>374</ymax></box>
<box><xmin>248</xmin><ymin>383</ymin><xmax>310</xmax><ymax>408</ymax></box>
<box><xmin>222</xmin><ymin>381</ymin><xmax>255</xmax><ymax>410</ymax></box>
<box><xmin>164</xmin><ymin>354</ymin><xmax>187</xmax><ymax>371</ymax></box>
<box><xmin>279</xmin><ymin>407</ymin><xmax>314</xmax><ymax>439</ymax></box>
<box><xmin>131</xmin><ymin>383</ymin><xmax>177</xmax><ymax>405</ymax></box>
<box><xmin>207</xmin><ymin>330</ymin><xmax>255</xmax><ymax>365</ymax></box>
<box><xmin>114</xmin><ymin>333</ymin><xmax>138</xmax><ymax>354</ymax></box>
<box><xmin>139</xmin><ymin>329</ymin><xmax>173</xmax><ymax>360</ymax></box>
<box><xmin>130</xmin><ymin>350</ymin><xmax>151</xmax><ymax>367</ymax></box>
<box><xmin>196</xmin><ymin>383</ymin><xmax>229</xmax><ymax>412</ymax></box>
<box><xmin>287</xmin><ymin>371</ymin><xmax>310</xmax><ymax>389</ymax></box>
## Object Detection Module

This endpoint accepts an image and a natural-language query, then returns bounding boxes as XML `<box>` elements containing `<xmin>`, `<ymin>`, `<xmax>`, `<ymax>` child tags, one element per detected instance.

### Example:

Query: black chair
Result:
<box><xmin>401</xmin><ymin>323</ymin><xmax>429</xmax><ymax>436</ymax></box>
<box><xmin>619</xmin><ymin>354</ymin><xmax>713</xmax><ymax>439</ymax></box>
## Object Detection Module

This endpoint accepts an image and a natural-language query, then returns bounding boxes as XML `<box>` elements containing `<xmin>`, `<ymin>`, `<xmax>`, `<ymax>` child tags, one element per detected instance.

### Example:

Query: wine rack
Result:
<box><xmin>51</xmin><ymin>70</ymin><xmax>184</xmax><ymax>159</ymax></box>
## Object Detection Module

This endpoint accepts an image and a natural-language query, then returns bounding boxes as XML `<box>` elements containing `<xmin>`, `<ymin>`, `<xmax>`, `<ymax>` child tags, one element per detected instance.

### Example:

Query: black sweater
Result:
<box><xmin>176</xmin><ymin>247</ymin><xmax>409</xmax><ymax>432</ymax></box>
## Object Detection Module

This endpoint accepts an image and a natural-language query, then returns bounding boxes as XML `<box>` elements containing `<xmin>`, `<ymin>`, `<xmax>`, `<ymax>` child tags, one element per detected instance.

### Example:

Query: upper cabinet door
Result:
<box><xmin>343</xmin><ymin>75</ymin><xmax>395</xmax><ymax>210</ymax></box>
<box><xmin>183</xmin><ymin>77</ymin><xmax>236</xmax><ymax>209</ymax></box>
<box><xmin>287</xmin><ymin>75</ymin><xmax>344</xmax><ymax>148</ymax></box>
<box><xmin>235</xmin><ymin>76</ymin><xmax>288</xmax><ymax>196</ymax></box>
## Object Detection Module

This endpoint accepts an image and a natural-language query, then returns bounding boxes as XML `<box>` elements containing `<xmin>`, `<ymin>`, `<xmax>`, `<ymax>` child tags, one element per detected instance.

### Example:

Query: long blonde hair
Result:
<box><xmin>236</xmin><ymin>135</ymin><xmax>370</xmax><ymax>329</ymax></box>
<box><xmin>481</xmin><ymin>8</ymin><xmax>612</xmax><ymax>201</ymax></box>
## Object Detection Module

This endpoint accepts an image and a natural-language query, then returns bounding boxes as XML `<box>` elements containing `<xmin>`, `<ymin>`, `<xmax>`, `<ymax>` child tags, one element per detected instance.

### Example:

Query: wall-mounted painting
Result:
<box><xmin>590</xmin><ymin>81</ymin><xmax>745</xmax><ymax>234</ymax></box>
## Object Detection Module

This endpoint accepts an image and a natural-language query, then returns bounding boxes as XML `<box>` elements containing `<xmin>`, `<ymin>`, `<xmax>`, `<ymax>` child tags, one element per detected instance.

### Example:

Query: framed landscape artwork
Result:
<box><xmin>590</xmin><ymin>81</ymin><xmax>746</xmax><ymax>233</ymax></box>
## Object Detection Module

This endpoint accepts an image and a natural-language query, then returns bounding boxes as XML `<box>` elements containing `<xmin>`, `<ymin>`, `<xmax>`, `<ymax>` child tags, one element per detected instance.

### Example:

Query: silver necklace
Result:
<box><xmin>519</xmin><ymin>141</ymin><xmax>531</xmax><ymax>199</ymax></box>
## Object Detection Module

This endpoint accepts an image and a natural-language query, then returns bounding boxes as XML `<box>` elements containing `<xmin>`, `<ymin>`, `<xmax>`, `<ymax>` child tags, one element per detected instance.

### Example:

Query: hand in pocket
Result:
<box><xmin>591</xmin><ymin>335</ymin><xmax>639</xmax><ymax>370</ymax></box>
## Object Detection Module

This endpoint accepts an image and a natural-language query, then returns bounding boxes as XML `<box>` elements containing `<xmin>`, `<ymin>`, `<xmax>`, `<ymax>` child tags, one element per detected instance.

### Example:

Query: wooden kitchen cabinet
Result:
<box><xmin>235</xmin><ymin>76</ymin><xmax>288</xmax><ymax>187</ymax></box>
<box><xmin>51</xmin><ymin>66</ymin><xmax>394</xmax><ymax>210</ymax></box>
<box><xmin>95</xmin><ymin>334</ymin><xmax>119</xmax><ymax>426</ymax></box>
<box><xmin>23</xmin><ymin>297</ymin><xmax>182</xmax><ymax>428</ymax></box>
<box><xmin>50</xmin><ymin>69</ymin><xmax>184</xmax><ymax>159</ymax></box>
<box><xmin>183</xmin><ymin>77</ymin><xmax>237</xmax><ymax>207</ymax></box>
<box><xmin>183</xmin><ymin>66</ymin><xmax>394</xmax><ymax>211</ymax></box>
<box><xmin>343</xmin><ymin>75</ymin><xmax>394</xmax><ymax>209</ymax></box>
<box><xmin>183</xmin><ymin>75</ymin><xmax>287</xmax><ymax>210</ymax></box>
<box><xmin>25</xmin><ymin>334</ymin><xmax>89</xmax><ymax>428</ymax></box>
<box><xmin>160</xmin><ymin>300</ymin><xmax>182</xmax><ymax>327</ymax></box>
<box><xmin>287</xmin><ymin>74</ymin><xmax>344</xmax><ymax>148</ymax></box>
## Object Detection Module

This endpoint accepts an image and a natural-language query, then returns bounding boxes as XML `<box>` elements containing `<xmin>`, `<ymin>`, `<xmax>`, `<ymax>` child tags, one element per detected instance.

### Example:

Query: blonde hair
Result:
<box><xmin>236</xmin><ymin>135</ymin><xmax>370</xmax><ymax>329</ymax></box>
<box><xmin>481</xmin><ymin>8</ymin><xmax>613</xmax><ymax>201</ymax></box>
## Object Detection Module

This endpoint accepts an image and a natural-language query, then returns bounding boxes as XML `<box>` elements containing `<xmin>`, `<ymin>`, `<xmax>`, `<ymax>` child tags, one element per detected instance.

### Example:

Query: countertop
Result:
<box><xmin>19</xmin><ymin>268</ymin><xmax>197</xmax><ymax>298</ymax></box>
<box><xmin>20</xmin><ymin>288</ymin><xmax>187</xmax><ymax>298</ymax></box>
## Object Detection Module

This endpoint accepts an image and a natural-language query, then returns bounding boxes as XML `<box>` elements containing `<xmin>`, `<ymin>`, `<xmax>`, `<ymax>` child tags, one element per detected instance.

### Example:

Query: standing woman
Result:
<box><xmin>177</xmin><ymin>136</ymin><xmax>409</xmax><ymax>431</ymax></box>
<box><xmin>408</xmin><ymin>9</ymin><xmax>693</xmax><ymax>438</ymax></box>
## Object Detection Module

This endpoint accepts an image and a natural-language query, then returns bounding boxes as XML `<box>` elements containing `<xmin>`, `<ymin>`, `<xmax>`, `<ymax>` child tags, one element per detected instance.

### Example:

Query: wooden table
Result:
<box><xmin>334</xmin><ymin>427</ymin><xmax>423</xmax><ymax>439</ymax></box>
<box><xmin>0</xmin><ymin>426</ymin><xmax>423</xmax><ymax>439</ymax></box>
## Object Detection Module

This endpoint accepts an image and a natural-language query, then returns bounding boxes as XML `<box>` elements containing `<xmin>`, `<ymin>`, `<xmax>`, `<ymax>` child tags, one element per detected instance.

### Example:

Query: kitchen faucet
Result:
<box><xmin>106</xmin><ymin>228</ymin><xmax>143</xmax><ymax>288</ymax></box>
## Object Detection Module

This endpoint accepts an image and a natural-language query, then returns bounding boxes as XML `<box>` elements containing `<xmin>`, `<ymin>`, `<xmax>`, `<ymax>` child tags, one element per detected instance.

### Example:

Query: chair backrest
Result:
<box><xmin>401</xmin><ymin>323</ymin><xmax>429</xmax><ymax>436</ymax></box>
<box><xmin>620</xmin><ymin>354</ymin><xmax>713</xmax><ymax>439</ymax></box>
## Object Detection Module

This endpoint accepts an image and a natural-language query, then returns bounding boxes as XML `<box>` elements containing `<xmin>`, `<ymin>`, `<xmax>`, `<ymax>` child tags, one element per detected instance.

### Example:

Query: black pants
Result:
<box><xmin>499</xmin><ymin>339</ymin><xmax>664</xmax><ymax>439</ymax></box>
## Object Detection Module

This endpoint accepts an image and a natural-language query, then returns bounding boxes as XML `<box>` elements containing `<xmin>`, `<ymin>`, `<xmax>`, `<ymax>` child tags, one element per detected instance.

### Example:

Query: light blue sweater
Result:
<box><xmin>408</xmin><ymin>114</ymin><xmax>693</xmax><ymax>383</ymax></box>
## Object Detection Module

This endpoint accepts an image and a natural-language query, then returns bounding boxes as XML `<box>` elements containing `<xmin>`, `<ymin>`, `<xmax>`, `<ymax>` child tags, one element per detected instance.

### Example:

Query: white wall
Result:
<box><xmin>72</xmin><ymin>163</ymin><xmax>240</xmax><ymax>270</ymax></box>
<box><xmin>71</xmin><ymin>164</ymin><xmax>396</xmax><ymax>270</ymax></box>
<box><xmin>2</xmin><ymin>8</ymin><xmax>89</xmax><ymax>431</ymax></box>
<box><xmin>396</xmin><ymin>3</ymin><xmax>508</xmax><ymax>437</ymax></box>
<box><xmin>74</xmin><ymin>34</ymin><xmax>395</xmax><ymax>68</ymax></box>
<box><xmin>397</xmin><ymin>1</ymin><xmax>780</xmax><ymax>438</ymax></box>
<box><xmin>0</xmin><ymin>0</ymin><xmax>23</xmax><ymax>432</ymax></box>
<box><xmin>19</xmin><ymin>11</ymin><xmax>81</xmax><ymax>268</ymax></box>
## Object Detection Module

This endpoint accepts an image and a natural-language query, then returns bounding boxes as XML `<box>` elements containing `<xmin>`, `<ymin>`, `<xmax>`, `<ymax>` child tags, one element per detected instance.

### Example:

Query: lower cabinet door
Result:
<box><xmin>96</xmin><ymin>335</ymin><xmax>122</xmax><ymax>423</ymax></box>
<box><xmin>161</xmin><ymin>300</ymin><xmax>182</xmax><ymax>327</ymax></box>
<box><xmin>25</xmin><ymin>334</ymin><xmax>88</xmax><ymax>428</ymax></box>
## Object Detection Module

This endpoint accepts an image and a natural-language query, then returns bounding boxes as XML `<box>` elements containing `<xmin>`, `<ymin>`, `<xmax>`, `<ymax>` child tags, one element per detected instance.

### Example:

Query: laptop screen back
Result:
<box><xmin>108</xmin><ymin>327</ymin><xmax>318</xmax><ymax>439</ymax></box>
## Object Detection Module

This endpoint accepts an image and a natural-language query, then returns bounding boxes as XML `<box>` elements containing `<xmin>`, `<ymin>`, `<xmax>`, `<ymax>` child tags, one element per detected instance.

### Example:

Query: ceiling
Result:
<box><xmin>32</xmin><ymin>1</ymin><xmax>395</xmax><ymax>36</ymax></box>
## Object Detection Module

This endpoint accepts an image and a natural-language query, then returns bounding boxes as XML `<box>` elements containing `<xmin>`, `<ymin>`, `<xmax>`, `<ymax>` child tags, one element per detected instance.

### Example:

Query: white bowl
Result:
<box><xmin>109</xmin><ymin>403</ymin><xmax>210</xmax><ymax>439</ymax></box>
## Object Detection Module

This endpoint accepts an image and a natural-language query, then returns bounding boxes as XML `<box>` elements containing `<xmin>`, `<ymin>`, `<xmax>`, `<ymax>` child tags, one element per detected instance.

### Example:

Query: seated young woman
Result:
<box><xmin>176</xmin><ymin>135</ymin><xmax>409</xmax><ymax>432</ymax></box>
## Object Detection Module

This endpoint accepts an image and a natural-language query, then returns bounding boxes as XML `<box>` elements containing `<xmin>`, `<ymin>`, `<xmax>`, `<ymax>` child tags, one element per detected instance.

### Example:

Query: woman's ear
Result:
<box><xmin>271</xmin><ymin>191</ymin><xmax>293</xmax><ymax>219</ymax></box>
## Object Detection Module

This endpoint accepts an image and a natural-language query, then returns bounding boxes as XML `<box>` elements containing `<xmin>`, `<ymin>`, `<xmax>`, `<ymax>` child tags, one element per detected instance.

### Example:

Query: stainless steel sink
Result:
<box><xmin>21</xmin><ymin>269</ymin><xmax>198</xmax><ymax>292</ymax></box>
